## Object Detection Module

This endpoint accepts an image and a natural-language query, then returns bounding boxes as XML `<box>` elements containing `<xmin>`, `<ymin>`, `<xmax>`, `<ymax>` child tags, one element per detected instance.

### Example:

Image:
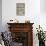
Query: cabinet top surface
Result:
<box><xmin>7</xmin><ymin>23</ymin><xmax>34</xmax><ymax>25</ymax></box>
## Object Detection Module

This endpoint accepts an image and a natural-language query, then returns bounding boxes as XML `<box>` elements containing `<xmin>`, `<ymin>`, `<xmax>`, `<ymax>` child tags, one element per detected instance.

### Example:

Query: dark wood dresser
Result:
<box><xmin>7</xmin><ymin>23</ymin><xmax>34</xmax><ymax>46</ymax></box>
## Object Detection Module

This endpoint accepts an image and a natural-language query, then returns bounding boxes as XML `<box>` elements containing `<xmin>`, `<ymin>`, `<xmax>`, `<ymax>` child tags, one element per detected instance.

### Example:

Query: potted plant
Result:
<box><xmin>36</xmin><ymin>25</ymin><xmax>45</xmax><ymax>46</ymax></box>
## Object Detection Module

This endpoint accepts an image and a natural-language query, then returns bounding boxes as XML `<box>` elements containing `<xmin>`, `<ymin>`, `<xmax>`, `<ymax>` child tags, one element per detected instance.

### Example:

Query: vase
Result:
<box><xmin>39</xmin><ymin>40</ymin><xmax>45</xmax><ymax>46</ymax></box>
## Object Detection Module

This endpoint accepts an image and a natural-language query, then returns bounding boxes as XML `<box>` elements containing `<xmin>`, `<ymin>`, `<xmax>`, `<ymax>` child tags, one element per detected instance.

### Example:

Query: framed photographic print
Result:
<box><xmin>16</xmin><ymin>3</ymin><xmax>25</xmax><ymax>16</ymax></box>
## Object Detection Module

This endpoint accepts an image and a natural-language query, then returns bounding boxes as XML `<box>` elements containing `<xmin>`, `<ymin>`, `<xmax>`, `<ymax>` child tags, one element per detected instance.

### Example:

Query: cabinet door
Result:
<box><xmin>11</xmin><ymin>32</ymin><xmax>28</xmax><ymax>46</ymax></box>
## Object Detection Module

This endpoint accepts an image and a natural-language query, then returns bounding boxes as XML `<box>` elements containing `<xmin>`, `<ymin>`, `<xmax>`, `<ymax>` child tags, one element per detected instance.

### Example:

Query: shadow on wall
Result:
<box><xmin>0</xmin><ymin>0</ymin><xmax>2</xmax><ymax>32</ymax></box>
<box><xmin>40</xmin><ymin>0</ymin><xmax>46</xmax><ymax>14</ymax></box>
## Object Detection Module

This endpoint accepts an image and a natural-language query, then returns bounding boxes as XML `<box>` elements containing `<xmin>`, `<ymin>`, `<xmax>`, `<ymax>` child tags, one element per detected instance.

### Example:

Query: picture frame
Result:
<box><xmin>16</xmin><ymin>3</ymin><xmax>25</xmax><ymax>16</ymax></box>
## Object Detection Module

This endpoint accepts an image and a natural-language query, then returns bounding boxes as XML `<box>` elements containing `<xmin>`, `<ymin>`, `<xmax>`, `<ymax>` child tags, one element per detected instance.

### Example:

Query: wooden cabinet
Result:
<box><xmin>7</xmin><ymin>23</ymin><xmax>34</xmax><ymax>46</ymax></box>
